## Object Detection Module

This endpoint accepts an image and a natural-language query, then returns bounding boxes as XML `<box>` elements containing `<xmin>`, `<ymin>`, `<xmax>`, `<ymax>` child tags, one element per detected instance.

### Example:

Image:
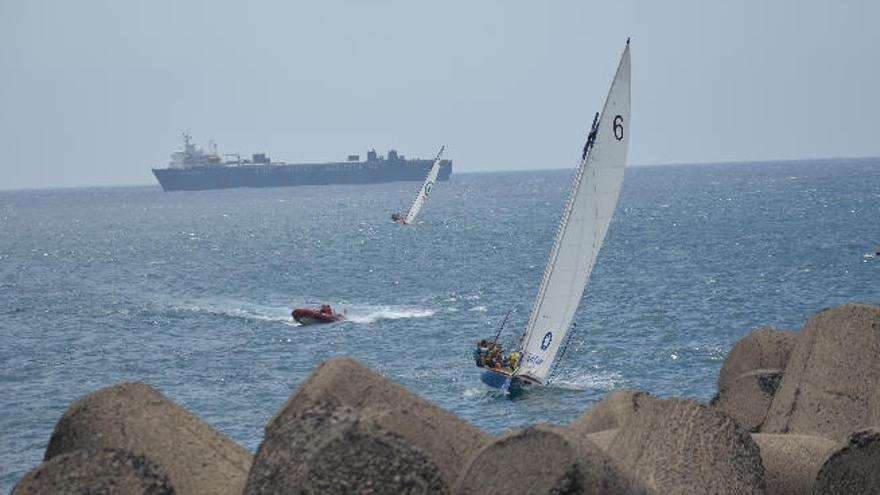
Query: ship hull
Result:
<box><xmin>152</xmin><ymin>158</ymin><xmax>452</xmax><ymax>192</ymax></box>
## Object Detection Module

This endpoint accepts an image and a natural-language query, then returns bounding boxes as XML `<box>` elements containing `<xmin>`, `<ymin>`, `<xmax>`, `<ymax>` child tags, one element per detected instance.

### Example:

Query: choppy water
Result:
<box><xmin>1</xmin><ymin>158</ymin><xmax>878</xmax><ymax>491</ymax></box>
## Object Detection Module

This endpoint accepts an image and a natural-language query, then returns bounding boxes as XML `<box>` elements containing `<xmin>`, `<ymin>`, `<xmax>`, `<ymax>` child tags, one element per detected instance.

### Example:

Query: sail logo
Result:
<box><xmin>527</xmin><ymin>354</ymin><xmax>544</xmax><ymax>365</ymax></box>
<box><xmin>541</xmin><ymin>332</ymin><xmax>553</xmax><ymax>351</ymax></box>
<box><xmin>423</xmin><ymin>181</ymin><xmax>434</xmax><ymax>200</ymax></box>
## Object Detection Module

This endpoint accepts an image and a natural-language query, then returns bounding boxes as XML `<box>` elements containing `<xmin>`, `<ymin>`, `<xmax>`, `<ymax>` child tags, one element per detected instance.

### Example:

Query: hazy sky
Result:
<box><xmin>1</xmin><ymin>0</ymin><xmax>878</xmax><ymax>190</ymax></box>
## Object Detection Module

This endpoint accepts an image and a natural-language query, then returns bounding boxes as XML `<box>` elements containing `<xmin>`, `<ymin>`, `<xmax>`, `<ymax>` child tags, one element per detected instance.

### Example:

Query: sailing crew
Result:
<box><xmin>320</xmin><ymin>304</ymin><xmax>333</xmax><ymax>315</ymax></box>
<box><xmin>476</xmin><ymin>340</ymin><xmax>517</xmax><ymax>370</ymax></box>
<box><xmin>485</xmin><ymin>345</ymin><xmax>498</xmax><ymax>368</ymax></box>
<box><xmin>490</xmin><ymin>344</ymin><xmax>505</xmax><ymax>368</ymax></box>
<box><xmin>474</xmin><ymin>340</ymin><xmax>489</xmax><ymax>366</ymax></box>
<box><xmin>509</xmin><ymin>351</ymin><xmax>521</xmax><ymax>371</ymax></box>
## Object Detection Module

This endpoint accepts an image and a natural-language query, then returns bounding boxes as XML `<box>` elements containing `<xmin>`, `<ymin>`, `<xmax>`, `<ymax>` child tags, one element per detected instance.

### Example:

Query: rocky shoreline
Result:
<box><xmin>12</xmin><ymin>303</ymin><xmax>880</xmax><ymax>494</ymax></box>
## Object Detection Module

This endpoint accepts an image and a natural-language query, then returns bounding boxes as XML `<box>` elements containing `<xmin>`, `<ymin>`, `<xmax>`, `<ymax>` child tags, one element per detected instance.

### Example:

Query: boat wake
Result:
<box><xmin>162</xmin><ymin>297</ymin><xmax>435</xmax><ymax>327</ymax></box>
<box><xmin>168</xmin><ymin>300</ymin><xmax>297</xmax><ymax>326</ymax></box>
<box><xmin>462</xmin><ymin>387</ymin><xmax>486</xmax><ymax>400</ymax></box>
<box><xmin>344</xmin><ymin>305</ymin><xmax>435</xmax><ymax>324</ymax></box>
<box><xmin>545</xmin><ymin>369</ymin><xmax>623</xmax><ymax>391</ymax></box>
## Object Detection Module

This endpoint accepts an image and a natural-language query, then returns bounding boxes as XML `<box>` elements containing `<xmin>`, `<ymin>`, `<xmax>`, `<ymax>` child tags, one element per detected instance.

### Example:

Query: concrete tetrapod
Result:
<box><xmin>454</xmin><ymin>425</ymin><xmax>644</xmax><ymax>495</ymax></box>
<box><xmin>568</xmin><ymin>389</ymin><xmax>657</xmax><ymax>436</ymax></box>
<box><xmin>44</xmin><ymin>382</ymin><xmax>252</xmax><ymax>495</ymax></box>
<box><xmin>247</xmin><ymin>358</ymin><xmax>488</xmax><ymax>490</ymax></box>
<box><xmin>12</xmin><ymin>448</ymin><xmax>175</xmax><ymax>495</ymax></box>
<box><xmin>717</xmin><ymin>327</ymin><xmax>797</xmax><ymax>392</ymax></box>
<box><xmin>750</xmin><ymin>434</ymin><xmax>836</xmax><ymax>495</ymax></box>
<box><xmin>813</xmin><ymin>428</ymin><xmax>880</xmax><ymax>494</ymax></box>
<box><xmin>711</xmin><ymin>369</ymin><xmax>784</xmax><ymax>432</ymax></box>
<box><xmin>584</xmin><ymin>429</ymin><xmax>619</xmax><ymax>450</ymax></box>
<box><xmin>762</xmin><ymin>304</ymin><xmax>880</xmax><ymax>442</ymax></box>
<box><xmin>607</xmin><ymin>397</ymin><xmax>766</xmax><ymax>494</ymax></box>
<box><xmin>244</xmin><ymin>402</ymin><xmax>447</xmax><ymax>494</ymax></box>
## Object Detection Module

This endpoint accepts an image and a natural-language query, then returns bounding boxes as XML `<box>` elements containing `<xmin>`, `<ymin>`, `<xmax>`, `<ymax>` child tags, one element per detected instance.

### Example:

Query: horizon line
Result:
<box><xmin>2</xmin><ymin>154</ymin><xmax>878</xmax><ymax>193</ymax></box>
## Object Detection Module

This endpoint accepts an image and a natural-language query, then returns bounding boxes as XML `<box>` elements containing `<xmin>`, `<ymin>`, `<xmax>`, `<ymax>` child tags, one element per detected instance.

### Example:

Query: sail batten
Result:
<box><xmin>513</xmin><ymin>42</ymin><xmax>631</xmax><ymax>384</ymax></box>
<box><xmin>404</xmin><ymin>147</ymin><xmax>444</xmax><ymax>224</ymax></box>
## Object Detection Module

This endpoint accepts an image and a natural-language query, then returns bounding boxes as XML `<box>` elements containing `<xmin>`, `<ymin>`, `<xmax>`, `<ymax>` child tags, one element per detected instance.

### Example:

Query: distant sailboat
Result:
<box><xmin>391</xmin><ymin>146</ymin><xmax>445</xmax><ymax>224</ymax></box>
<box><xmin>474</xmin><ymin>40</ymin><xmax>631</xmax><ymax>393</ymax></box>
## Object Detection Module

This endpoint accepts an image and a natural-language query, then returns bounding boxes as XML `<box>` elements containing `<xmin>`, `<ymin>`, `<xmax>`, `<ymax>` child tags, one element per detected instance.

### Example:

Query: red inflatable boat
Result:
<box><xmin>291</xmin><ymin>304</ymin><xmax>346</xmax><ymax>325</ymax></box>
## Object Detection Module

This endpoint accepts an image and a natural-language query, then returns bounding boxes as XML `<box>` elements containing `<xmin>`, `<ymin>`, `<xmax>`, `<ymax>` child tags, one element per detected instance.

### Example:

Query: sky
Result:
<box><xmin>1</xmin><ymin>0</ymin><xmax>878</xmax><ymax>190</ymax></box>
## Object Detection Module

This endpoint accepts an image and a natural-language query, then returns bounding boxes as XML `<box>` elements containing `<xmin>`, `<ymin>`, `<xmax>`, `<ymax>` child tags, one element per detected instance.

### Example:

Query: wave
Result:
<box><xmin>443</xmin><ymin>293</ymin><xmax>480</xmax><ymax>302</ymax></box>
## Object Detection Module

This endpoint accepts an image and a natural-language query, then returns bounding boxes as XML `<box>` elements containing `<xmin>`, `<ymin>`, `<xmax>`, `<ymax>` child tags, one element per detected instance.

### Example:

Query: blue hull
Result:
<box><xmin>479</xmin><ymin>369</ymin><xmax>524</xmax><ymax>394</ymax></box>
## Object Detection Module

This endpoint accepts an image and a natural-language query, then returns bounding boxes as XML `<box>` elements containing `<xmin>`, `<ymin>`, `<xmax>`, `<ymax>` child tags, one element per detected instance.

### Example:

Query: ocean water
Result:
<box><xmin>1</xmin><ymin>158</ymin><xmax>878</xmax><ymax>491</ymax></box>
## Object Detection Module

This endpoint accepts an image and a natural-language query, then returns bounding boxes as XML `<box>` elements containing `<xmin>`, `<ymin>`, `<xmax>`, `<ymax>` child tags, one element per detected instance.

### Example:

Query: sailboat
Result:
<box><xmin>475</xmin><ymin>40</ymin><xmax>631</xmax><ymax>393</ymax></box>
<box><xmin>391</xmin><ymin>146</ymin><xmax>445</xmax><ymax>224</ymax></box>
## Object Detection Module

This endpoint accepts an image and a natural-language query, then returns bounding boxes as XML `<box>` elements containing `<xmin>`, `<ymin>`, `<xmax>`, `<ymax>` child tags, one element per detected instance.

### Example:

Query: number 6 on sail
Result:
<box><xmin>473</xmin><ymin>39</ymin><xmax>631</xmax><ymax>393</ymax></box>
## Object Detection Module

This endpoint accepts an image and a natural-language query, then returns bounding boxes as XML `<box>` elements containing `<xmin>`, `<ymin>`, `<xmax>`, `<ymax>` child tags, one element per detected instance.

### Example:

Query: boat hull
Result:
<box><xmin>479</xmin><ymin>368</ymin><xmax>525</xmax><ymax>394</ymax></box>
<box><xmin>291</xmin><ymin>308</ymin><xmax>345</xmax><ymax>325</ymax></box>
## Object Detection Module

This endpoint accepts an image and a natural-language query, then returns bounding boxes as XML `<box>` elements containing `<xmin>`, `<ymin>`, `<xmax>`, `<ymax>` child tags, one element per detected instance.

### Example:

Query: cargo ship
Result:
<box><xmin>152</xmin><ymin>134</ymin><xmax>452</xmax><ymax>191</ymax></box>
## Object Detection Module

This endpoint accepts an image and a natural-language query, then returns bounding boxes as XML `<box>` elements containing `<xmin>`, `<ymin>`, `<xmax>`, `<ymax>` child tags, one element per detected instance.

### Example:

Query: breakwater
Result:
<box><xmin>12</xmin><ymin>303</ymin><xmax>880</xmax><ymax>494</ymax></box>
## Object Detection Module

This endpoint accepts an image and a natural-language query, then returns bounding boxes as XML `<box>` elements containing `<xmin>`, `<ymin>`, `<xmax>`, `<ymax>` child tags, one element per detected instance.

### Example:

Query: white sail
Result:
<box><xmin>404</xmin><ymin>146</ymin><xmax>445</xmax><ymax>224</ymax></box>
<box><xmin>514</xmin><ymin>41</ymin><xmax>631</xmax><ymax>384</ymax></box>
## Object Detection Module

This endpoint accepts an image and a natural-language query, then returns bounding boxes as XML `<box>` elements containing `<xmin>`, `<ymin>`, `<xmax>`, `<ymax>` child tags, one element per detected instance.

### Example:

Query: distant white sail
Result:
<box><xmin>514</xmin><ymin>41</ymin><xmax>631</xmax><ymax>384</ymax></box>
<box><xmin>404</xmin><ymin>146</ymin><xmax>445</xmax><ymax>224</ymax></box>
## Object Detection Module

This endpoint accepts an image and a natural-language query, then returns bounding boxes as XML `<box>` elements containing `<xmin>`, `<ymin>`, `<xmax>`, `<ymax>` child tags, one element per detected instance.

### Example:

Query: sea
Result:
<box><xmin>1</xmin><ymin>158</ymin><xmax>878</xmax><ymax>491</ymax></box>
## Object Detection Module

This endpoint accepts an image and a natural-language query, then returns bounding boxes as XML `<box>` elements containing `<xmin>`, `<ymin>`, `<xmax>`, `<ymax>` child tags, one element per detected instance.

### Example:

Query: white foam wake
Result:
<box><xmin>344</xmin><ymin>306</ymin><xmax>435</xmax><ymax>324</ymax></box>
<box><xmin>170</xmin><ymin>300</ymin><xmax>296</xmax><ymax>326</ymax></box>
<box><xmin>546</xmin><ymin>369</ymin><xmax>623</xmax><ymax>391</ymax></box>
<box><xmin>166</xmin><ymin>298</ymin><xmax>435</xmax><ymax>327</ymax></box>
